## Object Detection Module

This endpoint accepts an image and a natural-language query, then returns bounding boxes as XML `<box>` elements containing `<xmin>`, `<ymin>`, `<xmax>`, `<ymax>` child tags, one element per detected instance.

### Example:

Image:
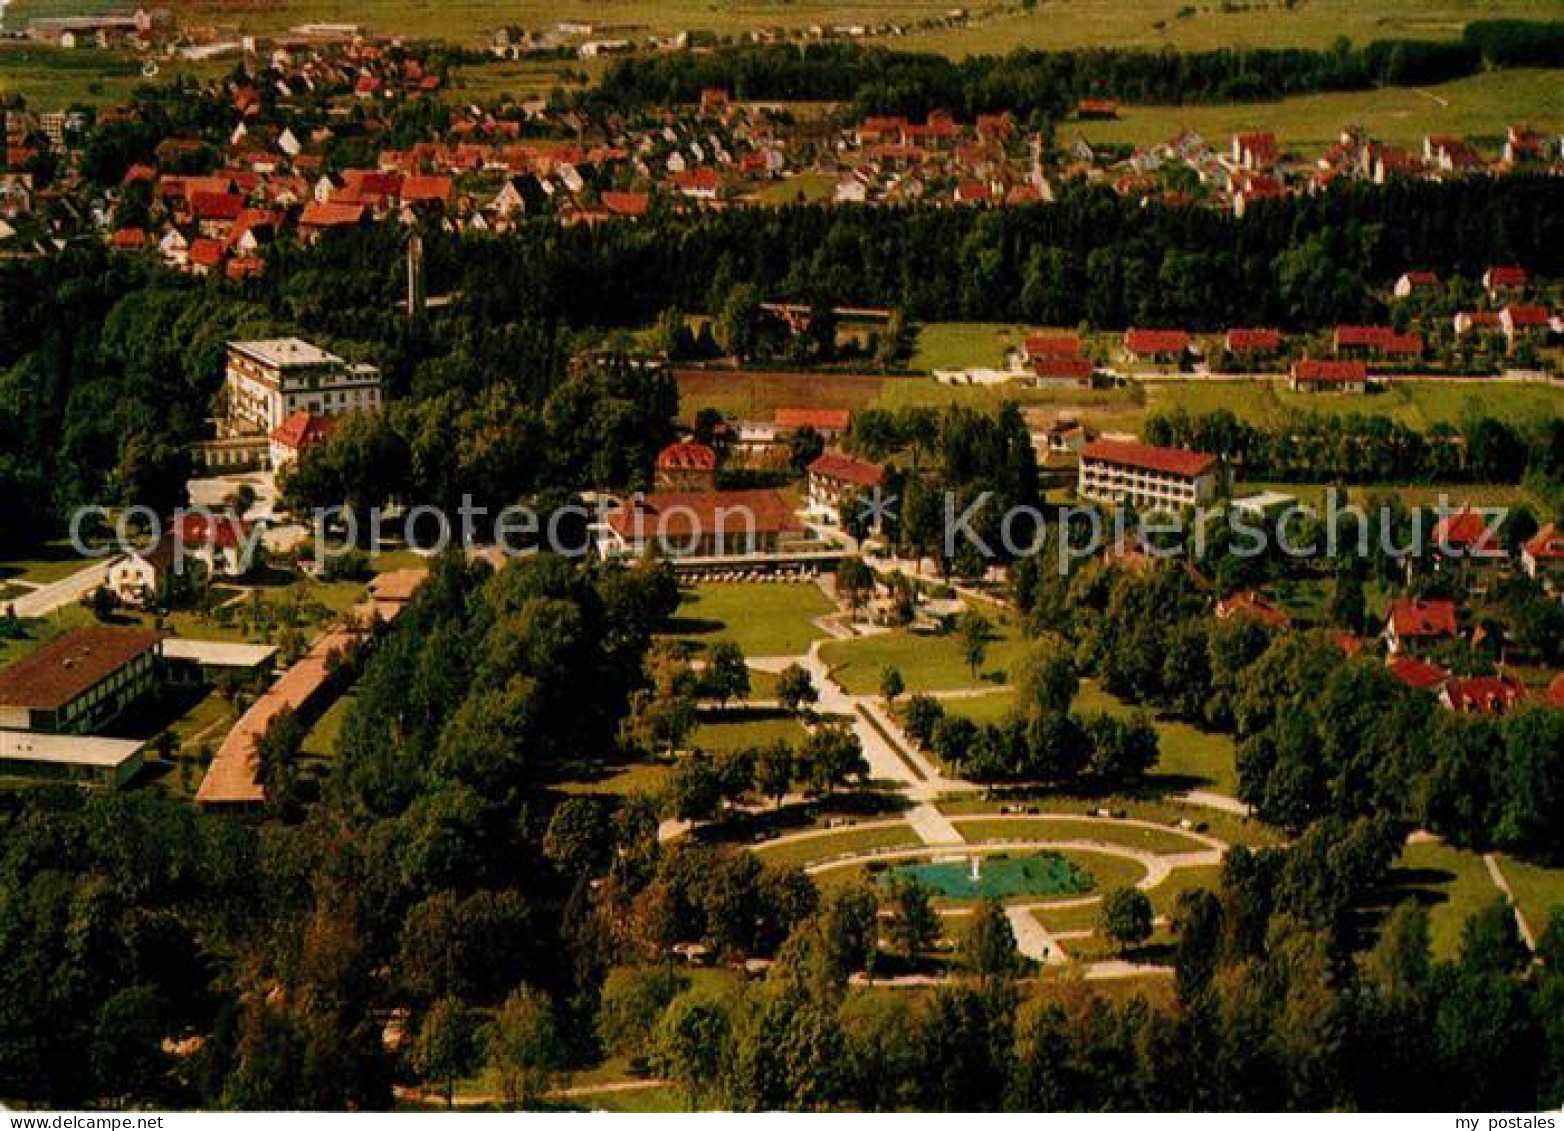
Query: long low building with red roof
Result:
<box><xmin>599</xmin><ymin>489</ymin><xmax>803</xmax><ymax>560</ymax></box>
<box><xmin>1078</xmin><ymin>439</ymin><xmax>1222</xmax><ymax>510</ymax></box>
<box><xmin>807</xmin><ymin>451</ymin><xmax>885</xmax><ymax>527</ymax></box>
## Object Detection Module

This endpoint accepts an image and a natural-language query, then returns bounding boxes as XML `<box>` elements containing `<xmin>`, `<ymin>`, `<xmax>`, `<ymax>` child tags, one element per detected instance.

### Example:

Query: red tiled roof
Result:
<box><xmin>1032</xmin><ymin>357</ymin><xmax>1094</xmax><ymax>381</ymax></box>
<box><xmin>672</xmin><ymin>168</ymin><xmax>722</xmax><ymax>192</ymax></box>
<box><xmin>401</xmin><ymin>174</ymin><xmax>452</xmax><ymax>204</ymax></box>
<box><xmin>188</xmin><ymin>238</ymin><xmax>225</xmax><ymax>268</ymax></box>
<box><xmin>655</xmin><ymin>441</ymin><xmax>717</xmax><ymax>472</ymax></box>
<box><xmin>1546</xmin><ymin>674</ymin><xmax>1564</xmax><ymax>710</ymax></box>
<box><xmin>1444</xmin><ymin>675</ymin><xmax>1524</xmax><ymax>715</ymax></box>
<box><xmin>1081</xmin><ymin>439</ymin><xmax>1217</xmax><ymax>478</ymax></box>
<box><xmin>1523</xmin><ymin>523</ymin><xmax>1564</xmax><ymax>562</ymax></box>
<box><xmin>179</xmin><ymin>513</ymin><xmax>252</xmax><ymax>549</ymax></box>
<box><xmin>1387</xmin><ymin>598</ymin><xmax>1458</xmax><ymax>639</ymax></box>
<box><xmin>1387</xmin><ymin>655</ymin><xmax>1449</xmax><ymax>690</ymax></box>
<box><xmin>601</xmin><ymin>190</ymin><xmax>650</xmax><ymax>217</ymax></box>
<box><xmin>1226</xmin><ymin>328</ymin><xmax>1281</xmax><ymax>352</ymax></box>
<box><xmin>300</xmin><ymin>200</ymin><xmax>366</xmax><ymax>227</ymax></box>
<box><xmin>1502</xmin><ymin>304</ymin><xmax>1550</xmax><ymax>327</ymax></box>
<box><xmin>1024</xmin><ymin>333</ymin><xmax>1080</xmax><ymax>358</ymax></box>
<box><xmin>1401</xmin><ymin>270</ymin><xmax>1438</xmax><ymax>286</ymax></box>
<box><xmin>1215</xmin><ymin>590</ymin><xmax>1291</xmax><ymax>629</ymax></box>
<box><xmin>0</xmin><ymin>627</ymin><xmax>165</xmax><ymax>712</ymax></box>
<box><xmin>775</xmin><ymin>408</ymin><xmax>850</xmax><ymax>432</ymax></box>
<box><xmin>269</xmin><ymin>410</ymin><xmax>338</xmax><ymax>452</ymax></box>
<box><xmin>1433</xmin><ymin>506</ymin><xmax>1500</xmax><ymax>554</ymax></box>
<box><xmin>1124</xmin><ymin>329</ymin><xmax>1190</xmax><ymax>356</ymax></box>
<box><xmin>605</xmin><ymin>489</ymin><xmax>802</xmax><ymax>540</ymax></box>
<box><xmin>1333</xmin><ymin>634</ymin><xmax>1365</xmax><ymax>658</ymax></box>
<box><xmin>1295</xmin><ymin>358</ymin><xmax>1367</xmax><ymax>384</ymax></box>
<box><xmin>809</xmin><ymin>450</ymin><xmax>884</xmax><ymax>488</ymax></box>
<box><xmin>1485</xmin><ymin>265</ymin><xmax>1528</xmax><ymax>287</ymax></box>
<box><xmin>189</xmin><ymin>191</ymin><xmax>243</xmax><ymax>221</ymax></box>
<box><xmin>110</xmin><ymin>227</ymin><xmax>147</xmax><ymax>249</ymax></box>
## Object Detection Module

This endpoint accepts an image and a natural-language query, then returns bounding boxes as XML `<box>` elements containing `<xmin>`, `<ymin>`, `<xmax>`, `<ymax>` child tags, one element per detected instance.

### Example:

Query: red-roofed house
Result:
<box><xmin>1387</xmin><ymin>655</ymin><xmax>1450</xmax><ymax>691</ymax></box>
<box><xmin>654</xmin><ymin>441</ymin><xmax>718</xmax><ymax>492</ymax></box>
<box><xmin>1291</xmin><ymin>358</ymin><xmax>1368</xmax><ymax>394</ymax></box>
<box><xmin>1023</xmin><ymin>333</ymin><xmax>1080</xmax><ymax>361</ymax></box>
<box><xmin>1333</xmin><ymin>326</ymin><xmax>1422</xmax><ymax>358</ymax></box>
<box><xmin>1500</xmin><ymin>304</ymin><xmax>1552</xmax><ymax>350</ymax></box>
<box><xmin>1393</xmin><ymin>271</ymin><xmax>1439</xmax><ymax>299</ymax></box>
<box><xmin>775</xmin><ymin>408</ymin><xmax>850</xmax><ymax>437</ymax></box>
<box><xmin>1078</xmin><ymin>440</ymin><xmax>1221</xmax><ymax>510</ymax></box>
<box><xmin>1441</xmin><ymin>674</ymin><xmax>1524</xmax><ymax>715</ymax></box>
<box><xmin>401</xmin><ymin>174</ymin><xmax>453</xmax><ymax>209</ymax></box>
<box><xmin>1483</xmin><ymin>266</ymin><xmax>1528</xmax><ymax>296</ymax></box>
<box><xmin>1384</xmin><ymin>598</ymin><xmax>1459</xmax><ymax>655</ymax></box>
<box><xmin>269</xmin><ymin>410</ymin><xmax>339</xmax><ymax>470</ymax></box>
<box><xmin>1225</xmin><ymin>328</ymin><xmax>1282</xmax><ymax>357</ymax></box>
<box><xmin>299</xmin><ymin>200</ymin><xmax>367</xmax><ymax>243</ymax></box>
<box><xmin>0</xmin><ymin>626</ymin><xmax>165</xmax><ymax>735</ymax></box>
<box><xmin>177</xmin><ymin>513</ymin><xmax>259</xmax><ymax>577</ymax></box>
<box><xmin>1432</xmin><ymin>506</ymin><xmax>1505</xmax><ymax>583</ymax></box>
<box><xmin>671</xmin><ymin>168</ymin><xmax>722</xmax><ymax>202</ymax></box>
<box><xmin>601</xmin><ymin>191</ymin><xmax>650</xmax><ymax>218</ymax></box>
<box><xmin>1031</xmin><ymin>356</ymin><xmax>1094</xmax><ymax>389</ymax></box>
<box><xmin>187</xmin><ymin>238</ymin><xmax>226</xmax><ymax>275</ymax></box>
<box><xmin>599</xmin><ymin>489</ymin><xmax>802</xmax><ymax>560</ymax></box>
<box><xmin>807</xmin><ymin>451</ymin><xmax>884</xmax><ymax>527</ymax></box>
<box><xmin>1232</xmin><ymin>131</ymin><xmax>1279</xmax><ymax>169</ymax></box>
<box><xmin>1520</xmin><ymin>523</ymin><xmax>1564</xmax><ymax>585</ymax></box>
<box><xmin>1123</xmin><ymin>329</ymin><xmax>1191</xmax><ymax>366</ymax></box>
<box><xmin>1546</xmin><ymin>674</ymin><xmax>1564</xmax><ymax>710</ymax></box>
<box><xmin>109</xmin><ymin>227</ymin><xmax>147</xmax><ymax>251</ymax></box>
<box><xmin>1215</xmin><ymin>590</ymin><xmax>1291</xmax><ymax>630</ymax></box>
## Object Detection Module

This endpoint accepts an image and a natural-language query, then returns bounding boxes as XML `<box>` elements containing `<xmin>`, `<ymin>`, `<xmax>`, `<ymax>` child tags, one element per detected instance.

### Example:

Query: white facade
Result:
<box><xmin>1078</xmin><ymin>452</ymin><xmax>1219</xmax><ymax>511</ymax></box>
<box><xmin>224</xmin><ymin>338</ymin><xmax>382</xmax><ymax>435</ymax></box>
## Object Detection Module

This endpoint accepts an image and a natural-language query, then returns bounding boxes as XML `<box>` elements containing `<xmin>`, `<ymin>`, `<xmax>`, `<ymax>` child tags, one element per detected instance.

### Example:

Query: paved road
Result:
<box><xmin>8</xmin><ymin>558</ymin><xmax>113</xmax><ymax>619</ymax></box>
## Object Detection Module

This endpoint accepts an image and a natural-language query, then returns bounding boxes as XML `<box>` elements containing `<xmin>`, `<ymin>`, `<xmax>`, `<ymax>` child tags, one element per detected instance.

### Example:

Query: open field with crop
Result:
<box><xmin>10</xmin><ymin>0</ymin><xmax>1557</xmax><ymax>55</ymax></box>
<box><xmin>1073</xmin><ymin>68</ymin><xmax>1564</xmax><ymax>152</ymax></box>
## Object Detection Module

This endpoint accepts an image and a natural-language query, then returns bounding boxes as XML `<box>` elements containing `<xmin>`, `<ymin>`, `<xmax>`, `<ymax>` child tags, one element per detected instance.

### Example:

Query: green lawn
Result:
<box><xmin>749</xmin><ymin>172</ymin><xmax>838</xmax><ymax>206</ymax></box>
<box><xmin>1146</xmin><ymin>863</ymin><xmax>1224</xmax><ymax>919</ymax></box>
<box><xmin>0</xmin><ymin>539</ymin><xmax>99</xmax><ymax>586</ymax></box>
<box><xmin>911</xmin><ymin>322</ymin><xmax>1034</xmax><ymax>371</ymax></box>
<box><xmin>1031</xmin><ymin>901</ymin><xmax>1105</xmax><ymax>933</ymax></box>
<box><xmin>690</xmin><ymin>709</ymin><xmax>808</xmax><ymax>753</ymax></box>
<box><xmin>752</xmin><ymin>823</ymin><xmax>922</xmax><ymax>869</ymax></box>
<box><xmin>1492</xmin><ymin>855</ymin><xmax>1564</xmax><ymax>944</ymax></box>
<box><xmin>936</xmin><ymin>793</ymin><xmax>1283</xmax><ymax>849</ymax></box>
<box><xmin>559</xmin><ymin>760</ymin><xmax>672</xmax><ymax>798</ymax></box>
<box><xmin>1380</xmin><ymin>841</ymin><xmax>1502</xmax><ymax>961</ymax></box>
<box><xmin>946</xmin><ymin>679</ymin><xmax>1240</xmax><ymax>794</ymax></box>
<box><xmin>670</xmin><ymin>582</ymin><xmax>834</xmax><ymax>658</ymax></box>
<box><xmin>952</xmin><ymin>816</ymin><xmax>1211</xmax><ymax>855</ymax></box>
<box><xmin>821</xmin><ymin>615</ymin><xmax>1028</xmax><ymax>694</ymax></box>
<box><xmin>0</xmin><ymin>43</ymin><xmax>230</xmax><ymax>108</ymax></box>
<box><xmin>301</xmin><ymin>692</ymin><xmax>355</xmax><ymax>759</ymax></box>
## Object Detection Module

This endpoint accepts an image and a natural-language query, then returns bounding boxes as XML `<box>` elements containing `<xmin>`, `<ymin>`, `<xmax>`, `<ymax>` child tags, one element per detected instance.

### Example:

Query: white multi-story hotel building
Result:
<box><xmin>1077</xmin><ymin>439</ymin><xmax>1222</xmax><ymax>511</ymax></box>
<box><xmin>223</xmin><ymin>338</ymin><xmax>383</xmax><ymax>435</ymax></box>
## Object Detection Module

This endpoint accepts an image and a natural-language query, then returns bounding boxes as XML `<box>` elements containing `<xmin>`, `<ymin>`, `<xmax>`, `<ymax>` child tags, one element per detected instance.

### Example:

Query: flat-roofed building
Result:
<box><xmin>0</xmin><ymin>627</ymin><xmax>165</xmax><ymax>734</ymax></box>
<box><xmin>1078</xmin><ymin>440</ymin><xmax>1221</xmax><ymax>510</ymax></box>
<box><xmin>224</xmin><ymin>338</ymin><xmax>382</xmax><ymax>436</ymax></box>
<box><xmin>0</xmin><ymin>731</ymin><xmax>145</xmax><ymax>789</ymax></box>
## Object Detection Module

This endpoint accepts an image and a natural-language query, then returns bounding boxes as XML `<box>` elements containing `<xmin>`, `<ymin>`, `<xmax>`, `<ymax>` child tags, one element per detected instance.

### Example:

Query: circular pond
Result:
<box><xmin>879</xmin><ymin>851</ymin><xmax>1093</xmax><ymax>899</ymax></box>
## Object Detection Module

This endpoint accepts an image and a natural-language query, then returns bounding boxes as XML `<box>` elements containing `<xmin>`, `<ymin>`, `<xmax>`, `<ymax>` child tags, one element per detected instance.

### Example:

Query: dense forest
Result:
<box><xmin>589</xmin><ymin>21</ymin><xmax>1564</xmax><ymax>118</ymax></box>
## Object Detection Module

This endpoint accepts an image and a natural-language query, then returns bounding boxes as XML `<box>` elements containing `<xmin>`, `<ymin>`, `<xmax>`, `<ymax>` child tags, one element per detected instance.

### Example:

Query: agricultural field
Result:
<box><xmin>668</xmin><ymin>580</ymin><xmax>834</xmax><ymax>657</ymax></box>
<box><xmin>8</xmin><ymin>0</ymin><xmax>1555</xmax><ymax>56</ymax></box>
<box><xmin>819</xmin><ymin>614</ymin><xmax>1030</xmax><ymax>693</ymax></box>
<box><xmin>0</xmin><ymin>42</ymin><xmax>228</xmax><ymax>108</ymax></box>
<box><xmin>675</xmin><ymin>368</ymin><xmax>888</xmax><ymax>424</ymax></box>
<box><xmin>1072</xmin><ymin>68</ymin><xmax>1564</xmax><ymax>153</ymax></box>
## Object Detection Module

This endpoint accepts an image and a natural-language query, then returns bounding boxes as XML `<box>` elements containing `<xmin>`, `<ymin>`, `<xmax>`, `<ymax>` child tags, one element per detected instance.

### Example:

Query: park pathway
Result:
<box><xmin>1483</xmin><ymin>853</ymin><xmax>1537</xmax><ymax>952</ymax></box>
<box><xmin>8</xmin><ymin>558</ymin><xmax>112</xmax><ymax>618</ymax></box>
